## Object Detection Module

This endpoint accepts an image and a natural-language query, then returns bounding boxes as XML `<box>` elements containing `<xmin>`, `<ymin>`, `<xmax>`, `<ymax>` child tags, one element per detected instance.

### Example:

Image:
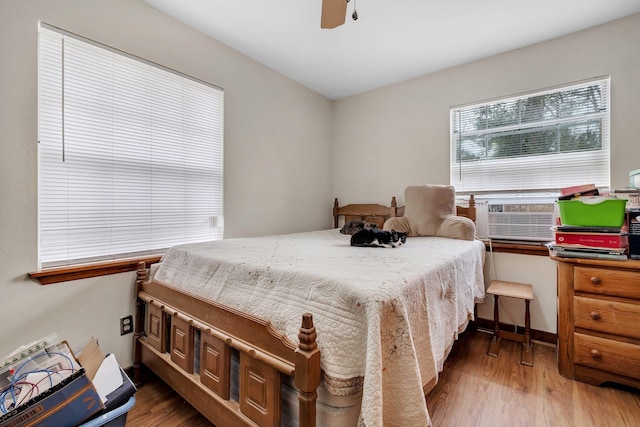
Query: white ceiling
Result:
<box><xmin>142</xmin><ymin>0</ymin><xmax>640</xmax><ymax>100</ymax></box>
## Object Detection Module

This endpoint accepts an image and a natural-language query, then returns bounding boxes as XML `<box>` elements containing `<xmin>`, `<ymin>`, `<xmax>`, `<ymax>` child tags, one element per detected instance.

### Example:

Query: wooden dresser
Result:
<box><xmin>554</xmin><ymin>256</ymin><xmax>640</xmax><ymax>389</ymax></box>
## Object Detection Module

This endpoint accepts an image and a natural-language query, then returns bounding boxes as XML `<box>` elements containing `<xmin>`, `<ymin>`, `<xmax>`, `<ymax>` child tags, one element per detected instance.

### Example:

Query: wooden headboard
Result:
<box><xmin>456</xmin><ymin>194</ymin><xmax>476</xmax><ymax>222</ymax></box>
<box><xmin>332</xmin><ymin>197</ymin><xmax>401</xmax><ymax>229</ymax></box>
<box><xmin>333</xmin><ymin>195</ymin><xmax>476</xmax><ymax>229</ymax></box>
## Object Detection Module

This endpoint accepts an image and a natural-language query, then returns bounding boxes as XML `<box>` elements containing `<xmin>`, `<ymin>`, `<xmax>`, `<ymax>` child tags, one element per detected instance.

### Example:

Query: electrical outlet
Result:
<box><xmin>120</xmin><ymin>315</ymin><xmax>133</xmax><ymax>336</ymax></box>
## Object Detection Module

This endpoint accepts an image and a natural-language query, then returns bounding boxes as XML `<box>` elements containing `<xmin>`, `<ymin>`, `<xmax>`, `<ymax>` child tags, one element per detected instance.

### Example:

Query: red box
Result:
<box><xmin>558</xmin><ymin>183</ymin><xmax>599</xmax><ymax>200</ymax></box>
<box><xmin>555</xmin><ymin>231</ymin><xmax>628</xmax><ymax>249</ymax></box>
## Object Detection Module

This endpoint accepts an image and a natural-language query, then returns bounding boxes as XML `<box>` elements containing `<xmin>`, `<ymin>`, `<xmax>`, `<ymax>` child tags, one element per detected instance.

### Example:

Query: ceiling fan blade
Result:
<box><xmin>321</xmin><ymin>0</ymin><xmax>347</xmax><ymax>29</ymax></box>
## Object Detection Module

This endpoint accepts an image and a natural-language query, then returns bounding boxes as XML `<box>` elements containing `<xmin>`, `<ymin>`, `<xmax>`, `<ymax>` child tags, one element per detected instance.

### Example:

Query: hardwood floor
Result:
<box><xmin>426</xmin><ymin>331</ymin><xmax>640</xmax><ymax>427</ymax></box>
<box><xmin>126</xmin><ymin>331</ymin><xmax>640</xmax><ymax>426</ymax></box>
<box><xmin>126</xmin><ymin>375</ymin><xmax>212</xmax><ymax>427</ymax></box>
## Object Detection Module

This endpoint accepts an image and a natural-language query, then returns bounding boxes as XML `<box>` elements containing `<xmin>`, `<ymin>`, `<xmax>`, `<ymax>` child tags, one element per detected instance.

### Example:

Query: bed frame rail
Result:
<box><xmin>133</xmin><ymin>262</ymin><xmax>321</xmax><ymax>427</ymax></box>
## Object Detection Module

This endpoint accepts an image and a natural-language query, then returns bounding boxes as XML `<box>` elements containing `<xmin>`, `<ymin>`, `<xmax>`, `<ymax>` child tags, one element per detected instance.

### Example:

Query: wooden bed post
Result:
<box><xmin>295</xmin><ymin>313</ymin><xmax>321</xmax><ymax>427</ymax></box>
<box><xmin>333</xmin><ymin>198</ymin><xmax>340</xmax><ymax>228</ymax></box>
<box><xmin>133</xmin><ymin>261</ymin><xmax>148</xmax><ymax>387</ymax></box>
<box><xmin>468</xmin><ymin>194</ymin><xmax>477</xmax><ymax>223</ymax></box>
<box><xmin>390</xmin><ymin>196</ymin><xmax>398</xmax><ymax>218</ymax></box>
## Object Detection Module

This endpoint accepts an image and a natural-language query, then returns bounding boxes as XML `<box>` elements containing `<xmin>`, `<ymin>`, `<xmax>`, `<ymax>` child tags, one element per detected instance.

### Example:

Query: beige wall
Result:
<box><xmin>0</xmin><ymin>0</ymin><xmax>332</xmax><ymax>365</ymax></box>
<box><xmin>1</xmin><ymin>0</ymin><xmax>638</xmax><ymax>365</ymax></box>
<box><xmin>332</xmin><ymin>13</ymin><xmax>640</xmax><ymax>333</ymax></box>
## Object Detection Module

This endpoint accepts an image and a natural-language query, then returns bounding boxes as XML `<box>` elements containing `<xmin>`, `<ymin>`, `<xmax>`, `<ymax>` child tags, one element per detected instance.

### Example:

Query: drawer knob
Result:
<box><xmin>590</xmin><ymin>276</ymin><xmax>602</xmax><ymax>285</ymax></box>
<box><xmin>590</xmin><ymin>349</ymin><xmax>602</xmax><ymax>359</ymax></box>
<box><xmin>590</xmin><ymin>311</ymin><xmax>601</xmax><ymax>321</ymax></box>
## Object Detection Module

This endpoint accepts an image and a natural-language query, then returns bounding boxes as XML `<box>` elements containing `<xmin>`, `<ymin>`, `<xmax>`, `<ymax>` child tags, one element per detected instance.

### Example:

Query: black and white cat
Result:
<box><xmin>350</xmin><ymin>228</ymin><xmax>408</xmax><ymax>248</ymax></box>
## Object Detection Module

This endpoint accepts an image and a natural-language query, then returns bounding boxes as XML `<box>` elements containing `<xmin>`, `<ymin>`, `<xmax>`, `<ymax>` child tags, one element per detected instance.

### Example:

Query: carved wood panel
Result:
<box><xmin>147</xmin><ymin>303</ymin><xmax>165</xmax><ymax>353</ymax></box>
<box><xmin>240</xmin><ymin>352</ymin><xmax>280</xmax><ymax>427</ymax></box>
<box><xmin>171</xmin><ymin>315</ymin><xmax>194</xmax><ymax>373</ymax></box>
<box><xmin>200</xmin><ymin>333</ymin><xmax>230</xmax><ymax>399</ymax></box>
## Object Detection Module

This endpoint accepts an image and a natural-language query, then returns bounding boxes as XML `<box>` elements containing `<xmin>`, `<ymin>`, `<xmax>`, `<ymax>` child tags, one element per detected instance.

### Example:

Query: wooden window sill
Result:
<box><xmin>28</xmin><ymin>241</ymin><xmax>549</xmax><ymax>285</ymax></box>
<box><xmin>29</xmin><ymin>255</ymin><xmax>162</xmax><ymax>285</ymax></box>
<box><xmin>482</xmin><ymin>240</ymin><xmax>550</xmax><ymax>256</ymax></box>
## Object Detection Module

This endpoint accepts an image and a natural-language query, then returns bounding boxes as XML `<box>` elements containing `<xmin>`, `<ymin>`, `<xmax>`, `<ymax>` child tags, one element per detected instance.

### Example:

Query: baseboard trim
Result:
<box><xmin>473</xmin><ymin>317</ymin><xmax>557</xmax><ymax>345</ymax></box>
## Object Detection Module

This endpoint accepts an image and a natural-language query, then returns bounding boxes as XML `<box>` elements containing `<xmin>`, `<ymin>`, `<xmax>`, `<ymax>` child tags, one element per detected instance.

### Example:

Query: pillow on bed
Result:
<box><xmin>383</xmin><ymin>185</ymin><xmax>476</xmax><ymax>241</ymax></box>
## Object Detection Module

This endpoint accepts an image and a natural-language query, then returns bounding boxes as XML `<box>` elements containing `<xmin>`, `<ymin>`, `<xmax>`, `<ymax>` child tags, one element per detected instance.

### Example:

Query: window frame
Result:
<box><xmin>450</xmin><ymin>77</ymin><xmax>611</xmax><ymax>195</ymax></box>
<box><xmin>38</xmin><ymin>23</ymin><xmax>224</xmax><ymax>268</ymax></box>
<box><xmin>450</xmin><ymin>77</ymin><xmax>611</xmax><ymax>244</ymax></box>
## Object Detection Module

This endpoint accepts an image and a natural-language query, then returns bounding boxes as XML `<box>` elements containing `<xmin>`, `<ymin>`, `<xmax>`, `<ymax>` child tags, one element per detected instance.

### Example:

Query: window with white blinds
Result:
<box><xmin>38</xmin><ymin>24</ymin><xmax>224</xmax><ymax>267</ymax></box>
<box><xmin>450</xmin><ymin>77</ymin><xmax>610</xmax><ymax>194</ymax></box>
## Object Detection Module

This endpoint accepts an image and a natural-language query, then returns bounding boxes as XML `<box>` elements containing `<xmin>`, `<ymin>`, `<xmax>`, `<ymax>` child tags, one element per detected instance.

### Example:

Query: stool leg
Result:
<box><xmin>487</xmin><ymin>295</ymin><xmax>501</xmax><ymax>357</ymax></box>
<box><xmin>521</xmin><ymin>299</ymin><xmax>533</xmax><ymax>366</ymax></box>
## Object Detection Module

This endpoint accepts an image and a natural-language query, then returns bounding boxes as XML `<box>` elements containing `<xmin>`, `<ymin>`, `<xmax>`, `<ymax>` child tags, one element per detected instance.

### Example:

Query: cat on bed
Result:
<box><xmin>340</xmin><ymin>220</ymin><xmax>378</xmax><ymax>235</ymax></box>
<box><xmin>350</xmin><ymin>228</ymin><xmax>407</xmax><ymax>248</ymax></box>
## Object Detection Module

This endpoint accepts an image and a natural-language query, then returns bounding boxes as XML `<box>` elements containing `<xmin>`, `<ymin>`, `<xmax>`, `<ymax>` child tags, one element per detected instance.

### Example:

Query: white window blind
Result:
<box><xmin>38</xmin><ymin>24</ymin><xmax>224</xmax><ymax>267</ymax></box>
<box><xmin>450</xmin><ymin>77</ymin><xmax>610</xmax><ymax>194</ymax></box>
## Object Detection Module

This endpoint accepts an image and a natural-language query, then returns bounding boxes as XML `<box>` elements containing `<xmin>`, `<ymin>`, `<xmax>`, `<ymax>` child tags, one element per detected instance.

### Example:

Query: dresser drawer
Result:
<box><xmin>574</xmin><ymin>296</ymin><xmax>640</xmax><ymax>339</ymax></box>
<box><xmin>574</xmin><ymin>266</ymin><xmax>640</xmax><ymax>299</ymax></box>
<box><xmin>574</xmin><ymin>333</ymin><xmax>640</xmax><ymax>379</ymax></box>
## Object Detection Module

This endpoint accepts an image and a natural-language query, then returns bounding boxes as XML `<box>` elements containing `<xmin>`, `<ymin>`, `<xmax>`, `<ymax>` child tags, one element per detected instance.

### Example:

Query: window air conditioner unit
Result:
<box><xmin>488</xmin><ymin>202</ymin><xmax>556</xmax><ymax>242</ymax></box>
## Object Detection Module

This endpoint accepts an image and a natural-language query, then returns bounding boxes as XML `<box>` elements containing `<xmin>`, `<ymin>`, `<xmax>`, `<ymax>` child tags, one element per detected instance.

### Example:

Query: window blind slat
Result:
<box><xmin>450</xmin><ymin>78</ymin><xmax>610</xmax><ymax>194</ymax></box>
<box><xmin>38</xmin><ymin>25</ymin><xmax>224</xmax><ymax>266</ymax></box>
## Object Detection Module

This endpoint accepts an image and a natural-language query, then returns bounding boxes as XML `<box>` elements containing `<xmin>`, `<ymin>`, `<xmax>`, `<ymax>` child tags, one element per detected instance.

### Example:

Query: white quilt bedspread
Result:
<box><xmin>154</xmin><ymin>229</ymin><xmax>485</xmax><ymax>427</ymax></box>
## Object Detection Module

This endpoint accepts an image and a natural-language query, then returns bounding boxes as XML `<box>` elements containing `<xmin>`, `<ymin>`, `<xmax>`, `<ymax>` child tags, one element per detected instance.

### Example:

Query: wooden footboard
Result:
<box><xmin>133</xmin><ymin>262</ymin><xmax>321</xmax><ymax>426</ymax></box>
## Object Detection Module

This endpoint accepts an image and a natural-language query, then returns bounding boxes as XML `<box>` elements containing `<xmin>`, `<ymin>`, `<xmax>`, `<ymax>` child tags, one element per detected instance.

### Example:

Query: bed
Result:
<box><xmin>132</xmin><ymin>195</ymin><xmax>483</xmax><ymax>427</ymax></box>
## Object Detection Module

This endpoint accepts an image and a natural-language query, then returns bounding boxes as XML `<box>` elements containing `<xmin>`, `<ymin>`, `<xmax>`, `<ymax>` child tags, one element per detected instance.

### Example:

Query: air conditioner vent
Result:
<box><xmin>488</xmin><ymin>203</ymin><xmax>556</xmax><ymax>242</ymax></box>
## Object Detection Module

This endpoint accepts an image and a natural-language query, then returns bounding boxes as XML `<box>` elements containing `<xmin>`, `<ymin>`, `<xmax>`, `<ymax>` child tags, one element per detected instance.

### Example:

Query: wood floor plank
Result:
<box><xmin>127</xmin><ymin>331</ymin><xmax>640</xmax><ymax>426</ymax></box>
<box><xmin>426</xmin><ymin>331</ymin><xmax>640</xmax><ymax>427</ymax></box>
<box><xmin>126</xmin><ymin>374</ymin><xmax>213</xmax><ymax>427</ymax></box>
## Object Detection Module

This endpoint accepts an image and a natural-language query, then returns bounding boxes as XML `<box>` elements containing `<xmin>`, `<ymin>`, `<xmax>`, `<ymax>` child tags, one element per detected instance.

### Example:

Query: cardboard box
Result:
<box><xmin>0</xmin><ymin>338</ymin><xmax>135</xmax><ymax>427</ymax></box>
<box><xmin>0</xmin><ymin>369</ymin><xmax>102</xmax><ymax>427</ymax></box>
<box><xmin>80</xmin><ymin>362</ymin><xmax>136</xmax><ymax>427</ymax></box>
<box><xmin>77</xmin><ymin>339</ymin><xmax>136</xmax><ymax>427</ymax></box>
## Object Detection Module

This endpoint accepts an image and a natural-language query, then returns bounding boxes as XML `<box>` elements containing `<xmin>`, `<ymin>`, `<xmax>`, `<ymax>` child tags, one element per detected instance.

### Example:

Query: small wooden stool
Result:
<box><xmin>486</xmin><ymin>280</ymin><xmax>534</xmax><ymax>366</ymax></box>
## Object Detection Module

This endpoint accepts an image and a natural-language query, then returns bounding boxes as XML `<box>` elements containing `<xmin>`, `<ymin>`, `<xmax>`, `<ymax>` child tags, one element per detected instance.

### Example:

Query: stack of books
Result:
<box><xmin>558</xmin><ymin>183</ymin><xmax>599</xmax><ymax>200</ymax></box>
<box><xmin>628</xmin><ymin>208</ymin><xmax>640</xmax><ymax>260</ymax></box>
<box><xmin>549</xmin><ymin>225</ymin><xmax>628</xmax><ymax>260</ymax></box>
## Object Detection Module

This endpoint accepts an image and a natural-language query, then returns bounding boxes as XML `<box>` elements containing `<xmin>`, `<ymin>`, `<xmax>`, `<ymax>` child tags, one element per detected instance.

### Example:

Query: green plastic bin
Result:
<box><xmin>558</xmin><ymin>198</ymin><xmax>627</xmax><ymax>227</ymax></box>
